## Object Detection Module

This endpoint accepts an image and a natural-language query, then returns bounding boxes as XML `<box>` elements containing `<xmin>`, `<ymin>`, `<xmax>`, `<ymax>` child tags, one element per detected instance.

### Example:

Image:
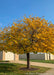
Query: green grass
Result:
<box><xmin>20</xmin><ymin>59</ymin><xmax>54</xmax><ymax>64</ymax></box>
<box><xmin>0</xmin><ymin>63</ymin><xmax>50</xmax><ymax>75</ymax></box>
<box><xmin>0</xmin><ymin>60</ymin><xmax>9</xmax><ymax>62</ymax></box>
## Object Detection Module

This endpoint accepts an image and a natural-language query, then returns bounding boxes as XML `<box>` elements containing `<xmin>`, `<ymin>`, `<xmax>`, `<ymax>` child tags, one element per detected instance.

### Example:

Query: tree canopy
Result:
<box><xmin>0</xmin><ymin>16</ymin><xmax>54</xmax><ymax>54</ymax></box>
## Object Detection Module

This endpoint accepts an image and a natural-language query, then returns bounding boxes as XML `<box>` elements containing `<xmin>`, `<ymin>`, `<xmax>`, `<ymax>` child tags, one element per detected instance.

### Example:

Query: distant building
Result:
<box><xmin>0</xmin><ymin>51</ymin><xmax>19</xmax><ymax>61</ymax></box>
<box><xmin>19</xmin><ymin>53</ymin><xmax>54</xmax><ymax>60</ymax></box>
<box><xmin>0</xmin><ymin>51</ymin><xmax>54</xmax><ymax>61</ymax></box>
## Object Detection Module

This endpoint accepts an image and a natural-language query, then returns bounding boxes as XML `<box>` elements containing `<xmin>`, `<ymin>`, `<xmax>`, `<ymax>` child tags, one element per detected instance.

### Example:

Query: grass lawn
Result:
<box><xmin>0</xmin><ymin>60</ymin><xmax>9</xmax><ymax>62</ymax></box>
<box><xmin>0</xmin><ymin>63</ymin><xmax>50</xmax><ymax>75</ymax></box>
<box><xmin>20</xmin><ymin>59</ymin><xmax>54</xmax><ymax>64</ymax></box>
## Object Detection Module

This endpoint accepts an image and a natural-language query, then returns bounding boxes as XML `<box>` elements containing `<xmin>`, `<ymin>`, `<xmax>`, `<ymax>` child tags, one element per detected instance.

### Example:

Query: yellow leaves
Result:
<box><xmin>24</xmin><ymin>38</ymin><xmax>27</xmax><ymax>41</ymax></box>
<box><xmin>52</xmin><ymin>41</ymin><xmax>54</xmax><ymax>43</ymax></box>
<box><xmin>30</xmin><ymin>22</ymin><xmax>34</xmax><ymax>27</ymax></box>
<box><xmin>38</xmin><ymin>33</ymin><xmax>41</xmax><ymax>37</ymax></box>
<box><xmin>43</xmin><ymin>50</ymin><xmax>46</xmax><ymax>53</ymax></box>
<box><xmin>23</xmin><ymin>18</ymin><xmax>31</xmax><ymax>24</ymax></box>
<box><xmin>11</xmin><ymin>25</ymin><xmax>14</xmax><ymax>29</ymax></box>
<box><xmin>33</xmin><ymin>47</ymin><xmax>37</xmax><ymax>50</ymax></box>
<box><xmin>49</xmin><ymin>24</ymin><xmax>54</xmax><ymax>28</ymax></box>
<box><xmin>9</xmin><ymin>35</ymin><xmax>13</xmax><ymax>38</ymax></box>
<box><xmin>35</xmin><ymin>43</ymin><xmax>39</xmax><ymax>47</ymax></box>
<box><xmin>13</xmin><ymin>22</ymin><xmax>17</xmax><ymax>26</ymax></box>
<box><xmin>19</xmin><ymin>49</ymin><xmax>24</xmax><ymax>54</ymax></box>
<box><xmin>35</xmin><ymin>20</ymin><xmax>42</xmax><ymax>26</ymax></box>
<box><xmin>51</xmin><ymin>45</ymin><xmax>54</xmax><ymax>48</ymax></box>
<box><xmin>33</xmin><ymin>35</ymin><xmax>36</xmax><ymax>37</ymax></box>
<box><xmin>8</xmin><ymin>42</ymin><xmax>13</xmax><ymax>45</ymax></box>
<box><xmin>22</xmin><ymin>34</ymin><xmax>26</xmax><ymax>37</ymax></box>
<box><xmin>29</xmin><ymin>20</ymin><xmax>42</xmax><ymax>30</ymax></box>
<box><xmin>41</xmin><ymin>38</ymin><xmax>46</xmax><ymax>40</ymax></box>
<box><xmin>0</xmin><ymin>31</ymin><xmax>4</xmax><ymax>34</ymax></box>
<box><xmin>42</xmin><ymin>43</ymin><xmax>47</xmax><ymax>47</ymax></box>
<box><xmin>0</xmin><ymin>15</ymin><xmax>54</xmax><ymax>54</ymax></box>
<box><xmin>13</xmin><ymin>40</ymin><xmax>18</xmax><ymax>44</ymax></box>
<box><xmin>38</xmin><ymin>48</ymin><xmax>41</xmax><ymax>52</ymax></box>
<box><xmin>33</xmin><ymin>34</ymin><xmax>41</xmax><ymax>38</ymax></box>
<box><xmin>36</xmin><ymin>35</ymin><xmax>40</xmax><ymax>39</ymax></box>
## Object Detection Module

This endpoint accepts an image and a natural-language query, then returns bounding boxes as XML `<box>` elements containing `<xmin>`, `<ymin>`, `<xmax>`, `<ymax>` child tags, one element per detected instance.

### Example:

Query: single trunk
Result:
<box><xmin>27</xmin><ymin>53</ymin><xmax>30</xmax><ymax>69</ymax></box>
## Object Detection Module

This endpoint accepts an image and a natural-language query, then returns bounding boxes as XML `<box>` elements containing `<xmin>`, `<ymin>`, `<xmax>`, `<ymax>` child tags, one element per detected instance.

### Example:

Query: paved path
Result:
<box><xmin>0</xmin><ymin>60</ymin><xmax>54</xmax><ymax>68</ymax></box>
<box><xmin>40</xmin><ymin>69</ymin><xmax>54</xmax><ymax>75</ymax></box>
<box><xmin>11</xmin><ymin>60</ymin><xmax>54</xmax><ymax>68</ymax></box>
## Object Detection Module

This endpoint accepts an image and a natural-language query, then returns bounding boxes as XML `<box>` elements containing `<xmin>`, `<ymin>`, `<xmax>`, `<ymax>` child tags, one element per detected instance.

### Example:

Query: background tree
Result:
<box><xmin>0</xmin><ymin>16</ymin><xmax>54</xmax><ymax>69</ymax></box>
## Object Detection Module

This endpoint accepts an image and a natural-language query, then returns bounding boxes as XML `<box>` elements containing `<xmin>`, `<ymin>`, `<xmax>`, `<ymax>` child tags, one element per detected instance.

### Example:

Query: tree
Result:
<box><xmin>0</xmin><ymin>16</ymin><xmax>54</xmax><ymax>69</ymax></box>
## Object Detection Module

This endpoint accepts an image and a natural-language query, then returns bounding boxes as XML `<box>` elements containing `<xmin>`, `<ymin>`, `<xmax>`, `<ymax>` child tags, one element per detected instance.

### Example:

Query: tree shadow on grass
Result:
<box><xmin>0</xmin><ymin>63</ymin><xmax>16</xmax><ymax>73</ymax></box>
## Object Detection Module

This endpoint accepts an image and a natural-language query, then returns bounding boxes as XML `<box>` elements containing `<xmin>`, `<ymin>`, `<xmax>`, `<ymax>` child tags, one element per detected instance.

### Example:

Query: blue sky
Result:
<box><xmin>0</xmin><ymin>0</ymin><xmax>54</xmax><ymax>28</ymax></box>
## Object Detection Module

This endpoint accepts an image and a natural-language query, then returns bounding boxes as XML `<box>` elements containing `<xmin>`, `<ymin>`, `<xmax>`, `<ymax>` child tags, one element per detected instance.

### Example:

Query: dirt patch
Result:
<box><xmin>20</xmin><ymin>67</ymin><xmax>39</xmax><ymax>71</ymax></box>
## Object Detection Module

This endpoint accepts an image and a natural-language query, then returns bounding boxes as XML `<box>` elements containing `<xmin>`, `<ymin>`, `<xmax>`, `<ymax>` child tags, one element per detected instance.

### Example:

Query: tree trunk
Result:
<box><xmin>27</xmin><ymin>53</ymin><xmax>30</xmax><ymax>69</ymax></box>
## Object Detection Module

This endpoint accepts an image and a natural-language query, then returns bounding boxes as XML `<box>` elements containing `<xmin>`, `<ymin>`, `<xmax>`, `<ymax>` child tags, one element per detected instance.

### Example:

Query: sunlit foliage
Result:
<box><xmin>0</xmin><ymin>16</ymin><xmax>54</xmax><ymax>54</ymax></box>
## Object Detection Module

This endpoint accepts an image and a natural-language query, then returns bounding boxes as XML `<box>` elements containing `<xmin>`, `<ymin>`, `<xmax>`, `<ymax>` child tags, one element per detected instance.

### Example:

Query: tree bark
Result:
<box><xmin>27</xmin><ymin>53</ymin><xmax>30</xmax><ymax>69</ymax></box>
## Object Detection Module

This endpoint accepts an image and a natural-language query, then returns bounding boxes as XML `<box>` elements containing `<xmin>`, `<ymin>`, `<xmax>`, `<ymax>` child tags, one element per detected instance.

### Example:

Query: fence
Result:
<box><xmin>19</xmin><ymin>54</ymin><xmax>45</xmax><ymax>60</ymax></box>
